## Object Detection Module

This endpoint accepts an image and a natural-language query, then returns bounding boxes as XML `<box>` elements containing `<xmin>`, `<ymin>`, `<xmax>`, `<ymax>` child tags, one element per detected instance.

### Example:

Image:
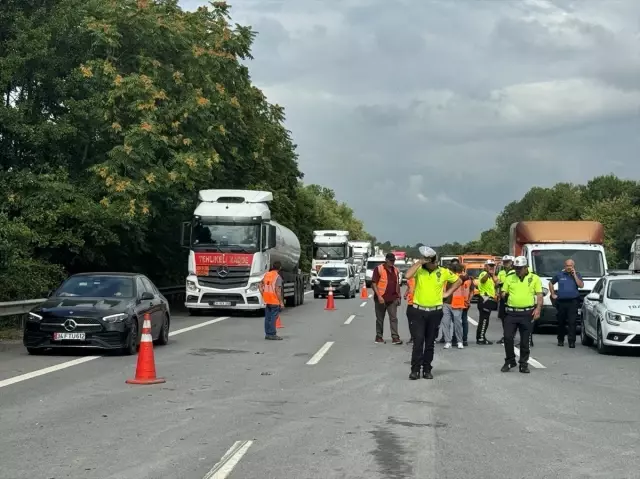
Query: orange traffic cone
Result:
<box><xmin>325</xmin><ymin>285</ymin><xmax>336</xmax><ymax>310</ymax></box>
<box><xmin>126</xmin><ymin>313</ymin><xmax>165</xmax><ymax>385</ymax></box>
<box><xmin>276</xmin><ymin>315</ymin><xmax>283</xmax><ymax>328</ymax></box>
<box><xmin>360</xmin><ymin>283</ymin><xmax>368</xmax><ymax>299</ymax></box>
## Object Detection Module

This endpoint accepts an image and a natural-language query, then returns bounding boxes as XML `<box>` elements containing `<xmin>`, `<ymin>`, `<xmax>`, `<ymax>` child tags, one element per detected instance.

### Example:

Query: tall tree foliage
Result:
<box><xmin>378</xmin><ymin>175</ymin><xmax>640</xmax><ymax>269</ymax></box>
<box><xmin>0</xmin><ymin>0</ymin><xmax>369</xmax><ymax>301</ymax></box>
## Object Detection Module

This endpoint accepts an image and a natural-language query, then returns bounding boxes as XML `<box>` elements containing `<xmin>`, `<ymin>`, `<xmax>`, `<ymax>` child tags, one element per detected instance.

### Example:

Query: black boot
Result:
<box><xmin>497</xmin><ymin>337</ymin><xmax>505</xmax><ymax>345</ymax></box>
<box><xmin>501</xmin><ymin>361</ymin><xmax>517</xmax><ymax>372</ymax></box>
<box><xmin>519</xmin><ymin>364</ymin><xmax>530</xmax><ymax>374</ymax></box>
<box><xmin>422</xmin><ymin>368</ymin><xmax>433</xmax><ymax>379</ymax></box>
<box><xmin>409</xmin><ymin>370</ymin><xmax>420</xmax><ymax>380</ymax></box>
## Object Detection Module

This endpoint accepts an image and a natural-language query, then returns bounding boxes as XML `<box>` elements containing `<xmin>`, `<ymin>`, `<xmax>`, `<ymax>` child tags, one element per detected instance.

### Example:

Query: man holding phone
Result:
<box><xmin>549</xmin><ymin>259</ymin><xmax>584</xmax><ymax>348</ymax></box>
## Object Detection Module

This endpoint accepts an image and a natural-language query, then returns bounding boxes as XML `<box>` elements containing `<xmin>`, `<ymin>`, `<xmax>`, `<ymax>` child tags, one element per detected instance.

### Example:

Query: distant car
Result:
<box><xmin>581</xmin><ymin>272</ymin><xmax>640</xmax><ymax>353</ymax></box>
<box><xmin>314</xmin><ymin>263</ymin><xmax>357</xmax><ymax>299</ymax></box>
<box><xmin>23</xmin><ymin>273</ymin><xmax>171</xmax><ymax>355</ymax></box>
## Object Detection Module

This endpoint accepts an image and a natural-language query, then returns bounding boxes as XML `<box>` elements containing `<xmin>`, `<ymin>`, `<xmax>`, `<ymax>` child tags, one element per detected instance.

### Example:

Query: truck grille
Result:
<box><xmin>197</xmin><ymin>266</ymin><xmax>250</xmax><ymax>289</ymax></box>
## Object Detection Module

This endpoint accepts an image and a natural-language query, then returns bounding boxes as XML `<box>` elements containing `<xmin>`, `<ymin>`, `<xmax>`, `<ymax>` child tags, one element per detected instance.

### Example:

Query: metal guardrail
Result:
<box><xmin>0</xmin><ymin>285</ymin><xmax>185</xmax><ymax>318</ymax></box>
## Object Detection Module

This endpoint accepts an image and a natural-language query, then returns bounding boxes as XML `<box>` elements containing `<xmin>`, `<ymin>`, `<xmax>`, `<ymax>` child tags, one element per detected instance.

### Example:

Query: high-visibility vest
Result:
<box><xmin>261</xmin><ymin>270</ymin><xmax>281</xmax><ymax>305</ymax></box>
<box><xmin>375</xmin><ymin>264</ymin><xmax>400</xmax><ymax>298</ymax></box>
<box><xmin>451</xmin><ymin>279</ymin><xmax>472</xmax><ymax>309</ymax></box>
<box><xmin>406</xmin><ymin>277</ymin><xmax>415</xmax><ymax>305</ymax></box>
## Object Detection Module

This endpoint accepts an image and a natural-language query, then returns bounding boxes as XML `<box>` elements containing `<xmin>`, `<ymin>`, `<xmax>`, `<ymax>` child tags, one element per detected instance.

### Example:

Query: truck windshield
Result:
<box><xmin>607</xmin><ymin>279</ymin><xmax>640</xmax><ymax>300</ymax></box>
<box><xmin>367</xmin><ymin>260</ymin><xmax>385</xmax><ymax>271</ymax></box>
<box><xmin>531</xmin><ymin>249</ymin><xmax>605</xmax><ymax>278</ymax></box>
<box><xmin>192</xmin><ymin>223</ymin><xmax>260</xmax><ymax>252</ymax></box>
<box><xmin>314</xmin><ymin>245</ymin><xmax>346</xmax><ymax>260</ymax></box>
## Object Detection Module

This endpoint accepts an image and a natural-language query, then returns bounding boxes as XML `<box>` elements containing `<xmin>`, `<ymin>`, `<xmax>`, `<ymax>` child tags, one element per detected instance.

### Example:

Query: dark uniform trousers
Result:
<box><xmin>476</xmin><ymin>296</ymin><xmax>497</xmax><ymax>341</ymax></box>
<box><xmin>556</xmin><ymin>298</ymin><xmax>578</xmax><ymax>344</ymax></box>
<box><xmin>504</xmin><ymin>309</ymin><xmax>533</xmax><ymax>365</ymax></box>
<box><xmin>408</xmin><ymin>306</ymin><xmax>443</xmax><ymax>372</ymax></box>
<box><xmin>500</xmin><ymin>294</ymin><xmax>534</xmax><ymax>347</ymax></box>
<box><xmin>406</xmin><ymin>305</ymin><xmax>416</xmax><ymax>341</ymax></box>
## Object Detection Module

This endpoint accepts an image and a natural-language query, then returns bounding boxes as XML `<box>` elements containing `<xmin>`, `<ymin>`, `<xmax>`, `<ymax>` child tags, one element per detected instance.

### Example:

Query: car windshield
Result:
<box><xmin>607</xmin><ymin>279</ymin><xmax>640</xmax><ymax>300</ymax></box>
<box><xmin>56</xmin><ymin>276</ymin><xmax>135</xmax><ymax>298</ymax></box>
<box><xmin>319</xmin><ymin>267</ymin><xmax>348</xmax><ymax>278</ymax></box>
<box><xmin>314</xmin><ymin>245</ymin><xmax>346</xmax><ymax>260</ymax></box>
<box><xmin>192</xmin><ymin>222</ymin><xmax>259</xmax><ymax>252</ymax></box>
<box><xmin>531</xmin><ymin>249</ymin><xmax>605</xmax><ymax>278</ymax></box>
<box><xmin>465</xmin><ymin>268</ymin><xmax>482</xmax><ymax>278</ymax></box>
<box><xmin>367</xmin><ymin>260</ymin><xmax>385</xmax><ymax>271</ymax></box>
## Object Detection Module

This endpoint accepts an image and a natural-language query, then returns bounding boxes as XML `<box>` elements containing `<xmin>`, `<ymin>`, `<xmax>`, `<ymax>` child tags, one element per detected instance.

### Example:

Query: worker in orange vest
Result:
<box><xmin>259</xmin><ymin>261</ymin><xmax>285</xmax><ymax>340</ymax></box>
<box><xmin>442</xmin><ymin>263</ymin><xmax>473</xmax><ymax>348</ymax></box>
<box><xmin>403</xmin><ymin>275</ymin><xmax>416</xmax><ymax>344</ymax></box>
<box><xmin>452</xmin><ymin>264</ymin><xmax>475</xmax><ymax>346</ymax></box>
<box><xmin>371</xmin><ymin>252</ymin><xmax>403</xmax><ymax>344</ymax></box>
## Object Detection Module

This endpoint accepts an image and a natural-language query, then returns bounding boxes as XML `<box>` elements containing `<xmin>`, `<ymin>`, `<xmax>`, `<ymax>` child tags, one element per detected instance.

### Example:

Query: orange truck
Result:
<box><xmin>509</xmin><ymin>221</ymin><xmax>607</xmax><ymax>328</ymax></box>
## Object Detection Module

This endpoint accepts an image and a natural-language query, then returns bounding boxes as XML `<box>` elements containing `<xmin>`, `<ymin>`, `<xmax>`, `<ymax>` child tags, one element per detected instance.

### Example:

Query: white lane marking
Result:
<box><xmin>304</xmin><ymin>290</ymin><xmax>313</xmax><ymax>295</ymax></box>
<box><xmin>514</xmin><ymin>346</ymin><xmax>546</xmax><ymax>368</ymax></box>
<box><xmin>468</xmin><ymin>315</ymin><xmax>545</xmax><ymax>368</ymax></box>
<box><xmin>203</xmin><ymin>440</ymin><xmax>253</xmax><ymax>479</ymax></box>
<box><xmin>0</xmin><ymin>356</ymin><xmax>100</xmax><ymax>389</ymax></box>
<box><xmin>306</xmin><ymin>341</ymin><xmax>335</xmax><ymax>365</ymax></box>
<box><xmin>169</xmin><ymin>317</ymin><xmax>229</xmax><ymax>337</ymax></box>
<box><xmin>360</xmin><ymin>301</ymin><xmax>367</xmax><ymax>307</ymax></box>
<box><xmin>344</xmin><ymin>314</ymin><xmax>355</xmax><ymax>325</ymax></box>
<box><xmin>0</xmin><ymin>316</ymin><xmax>230</xmax><ymax>390</ymax></box>
<box><xmin>368</xmin><ymin>294</ymin><xmax>373</xmax><ymax>298</ymax></box>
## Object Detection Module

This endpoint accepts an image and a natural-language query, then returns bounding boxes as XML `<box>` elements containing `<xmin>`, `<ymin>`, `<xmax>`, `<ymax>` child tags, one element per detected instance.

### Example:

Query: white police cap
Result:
<box><xmin>502</xmin><ymin>255</ymin><xmax>515</xmax><ymax>262</ymax></box>
<box><xmin>418</xmin><ymin>246</ymin><xmax>437</xmax><ymax>258</ymax></box>
<box><xmin>513</xmin><ymin>256</ymin><xmax>527</xmax><ymax>267</ymax></box>
<box><xmin>485</xmin><ymin>259</ymin><xmax>496</xmax><ymax>265</ymax></box>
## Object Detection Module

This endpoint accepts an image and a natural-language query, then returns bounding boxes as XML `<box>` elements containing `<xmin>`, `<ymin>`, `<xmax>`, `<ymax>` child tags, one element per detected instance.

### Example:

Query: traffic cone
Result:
<box><xmin>325</xmin><ymin>285</ymin><xmax>336</xmax><ymax>310</ymax></box>
<box><xmin>360</xmin><ymin>283</ymin><xmax>368</xmax><ymax>299</ymax></box>
<box><xmin>276</xmin><ymin>315</ymin><xmax>283</xmax><ymax>328</ymax></box>
<box><xmin>126</xmin><ymin>313</ymin><xmax>165</xmax><ymax>385</ymax></box>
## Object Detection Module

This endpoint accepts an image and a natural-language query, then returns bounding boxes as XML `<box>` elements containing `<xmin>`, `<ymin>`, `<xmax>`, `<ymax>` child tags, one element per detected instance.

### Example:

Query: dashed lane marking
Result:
<box><xmin>466</xmin><ymin>315</ymin><xmax>546</xmax><ymax>369</ymax></box>
<box><xmin>306</xmin><ymin>341</ymin><xmax>335</xmax><ymax>365</ymax></box>
<box><xmin>360</xmin><ymin>301</ymin><xmax>367</xmax><ymax>307</ymax></box>
<box><xmin>344</xmin><ymin>314</ymin><xmax>356</xmax><ymax>325</ymax></box>
<box><xmin>203</xmin><ymin>440</ymin><xmax>253</xmax><ymax>479</ymax></box>
<box><xmin>0</xmin><ymin>316</ymin><xmax>230</xmax><ymax>390</ymax></box>
<box><xmin>304</xmin><ymin>290</ymin><xmax>313</xmax><ymax>295</ymax></box>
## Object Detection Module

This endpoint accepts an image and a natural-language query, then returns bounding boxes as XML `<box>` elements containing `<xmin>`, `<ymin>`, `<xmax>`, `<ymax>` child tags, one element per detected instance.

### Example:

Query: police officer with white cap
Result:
<box><xmin>404</xmin><ymin>246</ymin><xmax>462</xmax><ymax>380</ymax></box>
<box><xmin>500</xmin><ymin>256</ymin><xmax>543</xmax><ymax>374</ymax></box>
<box><xmin>496</xmin><ymin>255</ymin><xmax>516</xmax><ymax>345</ymax></box>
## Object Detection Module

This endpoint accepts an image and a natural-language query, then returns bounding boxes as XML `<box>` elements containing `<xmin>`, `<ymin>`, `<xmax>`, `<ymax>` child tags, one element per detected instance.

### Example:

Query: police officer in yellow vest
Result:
<box><xmin>500</xmin><ymin>256</ymin><xmax>543</xmax><ymax>374</ymax></box>
<box><xmin>405</xmin><ymin>246</ymin><xmax>462</xmax><ymax>380</ymax></box>
<box><xmin>476</xmin><ymin>259</ymin><xmax>499</xmax><ymax>345</ymax></box>
<box><xmin>496</xmin><ymin>255</ymin><xmax>516</xmax><ymax>345</ymax></box>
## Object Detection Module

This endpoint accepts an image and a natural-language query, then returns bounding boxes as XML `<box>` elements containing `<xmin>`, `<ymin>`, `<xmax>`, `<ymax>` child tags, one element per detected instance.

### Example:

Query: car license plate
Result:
<box><xmin>211</xmin><ymin>301</ymin><xmax>232</xmax><ymax>306</ymax></box>
<box><xmin>53</xmin><ymin>332</ymin><xmax>86</xmax><ymax>340</ymax></box>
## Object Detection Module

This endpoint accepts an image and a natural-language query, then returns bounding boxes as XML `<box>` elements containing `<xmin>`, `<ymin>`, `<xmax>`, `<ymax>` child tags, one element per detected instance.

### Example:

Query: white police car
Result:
<box><xmin>581</xmin><ymin>271</ymin><xmax>640</xmax><ymax>353</ymax></box>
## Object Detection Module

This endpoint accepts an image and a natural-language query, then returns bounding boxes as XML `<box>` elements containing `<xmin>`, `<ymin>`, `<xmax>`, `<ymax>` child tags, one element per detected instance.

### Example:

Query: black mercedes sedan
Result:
<box><xmin>23</xmin><ymin>273</ymin><xmax>171</xmax><ymax>355</ymax></box>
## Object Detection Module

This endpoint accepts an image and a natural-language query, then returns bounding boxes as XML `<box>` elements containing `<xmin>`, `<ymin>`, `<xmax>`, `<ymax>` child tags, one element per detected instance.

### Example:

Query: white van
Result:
<box><xmin>314</xmin><ymin>262</ymin><xmax>358</xmax><ymax>299</ymax></box>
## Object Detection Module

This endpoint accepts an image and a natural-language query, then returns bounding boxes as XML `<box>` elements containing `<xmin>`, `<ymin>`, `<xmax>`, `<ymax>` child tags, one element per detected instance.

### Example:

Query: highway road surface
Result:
<box><xmin>1</xmin><ymin>291</ymin><xmax>640</xmax><ymax>479</ymax></box>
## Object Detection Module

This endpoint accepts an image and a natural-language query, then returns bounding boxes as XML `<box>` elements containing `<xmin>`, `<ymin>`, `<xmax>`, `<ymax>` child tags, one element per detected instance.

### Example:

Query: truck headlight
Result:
<box><xmin>606</xmin><ymin>311</ymin><xmax>629</xmax><ymax>325</ymax></box>
<box><xmin>247</xmin><ymin>282</ymin><xmax>260</xmax><ymax>293</ymax></box>
<box><xmin>186</xmin><ymin>280</ymin><xmax>199</xmax><ymax>292</ymax></box>
<box><xmin>340</xmin><ymin>280</ymin><xmax>348</xmax><ymax>285</ymax></box>
<box><xmin>28</xmin><ymin>312</ymin><xmax>43</xmax><ymax>321</ymax></box>
<box><xmin>103</xmin><ymin>313</ymin><xmax>127</xmax><ymax>323</ymax></box>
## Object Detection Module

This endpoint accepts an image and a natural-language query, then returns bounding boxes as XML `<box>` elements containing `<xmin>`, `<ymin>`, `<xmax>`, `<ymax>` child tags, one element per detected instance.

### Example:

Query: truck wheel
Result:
<box><xmin>299</xmin><ymin>283</ymin><xmax>305</xmax><ymax>305</ymax></box>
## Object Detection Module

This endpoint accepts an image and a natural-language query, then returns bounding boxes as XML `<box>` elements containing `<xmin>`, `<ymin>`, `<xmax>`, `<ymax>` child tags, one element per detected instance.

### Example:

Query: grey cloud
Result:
<box><xmin>181</xmin><ymin>0</ymin><xmax>640</xmax><ymax>245</ymax></box>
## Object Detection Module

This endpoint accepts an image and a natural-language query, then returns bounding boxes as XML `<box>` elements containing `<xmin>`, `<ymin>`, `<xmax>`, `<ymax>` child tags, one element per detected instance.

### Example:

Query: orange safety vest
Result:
<box><xmin>451</xmin><ymin>279</ymin><xmax>472</xmax><ymax>309</ymax></box>
<box><xmin>406</xmin><ymin>277</ymin><xmax>415</xmax><ymax>305</ymax></box>
<box><xmin>375</xmin><ymin>264</ymin><xmax>400</xmax><ymax>298</ymax></box>
<box><xmin>261</xmin><ymin>270</ymin><xmax>281</xmax><ymax>305</ymax></box>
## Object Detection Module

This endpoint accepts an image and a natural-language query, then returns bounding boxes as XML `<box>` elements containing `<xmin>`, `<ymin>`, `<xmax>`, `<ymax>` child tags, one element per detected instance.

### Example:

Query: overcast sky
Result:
<box><xmin>181</xmin><ymin>0</ymin><xmax>640</xmax><ymax>246</ymax></box>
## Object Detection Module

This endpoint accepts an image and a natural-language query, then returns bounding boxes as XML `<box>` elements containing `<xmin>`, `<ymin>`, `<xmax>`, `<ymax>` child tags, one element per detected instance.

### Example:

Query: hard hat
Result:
<box><xmin>513</xmin><ymin>256</ymin><xmax>527</xmax><ymax>267</ymax></box>
<box><xmin>485</xmin><ymin>259</ymin><xmax>496</xmax><ymax>265</ymax></box>
<box><xmin>418</xmin><ymin>246</ymin><xmax>437</xmax><ymax>258</ymax></box>
<box><xmin>502</xmin><ymin>255</ymin><xmax>514</xmax><ymax>262</ymax></box>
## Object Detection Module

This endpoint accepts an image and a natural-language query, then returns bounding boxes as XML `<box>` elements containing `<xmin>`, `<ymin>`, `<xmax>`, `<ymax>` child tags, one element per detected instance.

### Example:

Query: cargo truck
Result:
<box><xmin>629</xmin><ymin>234</ymin><xmax>640</xmax><ymax>270</ymax></box>
<box><xmin>181</xmin><ymin>190</ymin><xmax>307</xmax><ymax>314</ymax></box>
<box><xmin>509</xmin><ymin>221</ymin><xmax>608</xmax><ymax>329</ymax></box>
<box><xmin>311</xmin><ymin>230</ymin><xmax>352</xmax><ymax>272</ymax></box>
<box><xmin>349</xmin><ymin>240</ymin><xmax>372</xmax><ymax>270</ymax></box>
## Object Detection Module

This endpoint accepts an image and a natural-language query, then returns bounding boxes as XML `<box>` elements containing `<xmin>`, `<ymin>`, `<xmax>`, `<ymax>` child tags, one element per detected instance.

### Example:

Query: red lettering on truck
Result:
<box><xmin>195</xmin><ymin>253</ymin><xmax>253</xmax><ymax>267</ymax></box>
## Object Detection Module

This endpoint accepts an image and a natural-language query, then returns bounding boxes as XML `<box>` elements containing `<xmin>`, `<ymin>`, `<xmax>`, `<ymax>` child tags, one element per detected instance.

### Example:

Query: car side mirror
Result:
<box><xmin>140</xmin><ymin>292</ymin><xmax>154</xmax><ymax>301</ymax></box>
<box><xmin>586</xmin><ymin>292</ymin><xmax>601</xmax><ymax>302</ymax></box>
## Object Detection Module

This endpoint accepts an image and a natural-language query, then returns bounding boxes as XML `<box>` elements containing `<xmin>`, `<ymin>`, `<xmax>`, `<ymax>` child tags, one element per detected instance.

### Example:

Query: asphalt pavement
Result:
<box><xmin>1</xmin><ymin>291</ymin><xmax>640</xmax><ymax>479</ymax></box>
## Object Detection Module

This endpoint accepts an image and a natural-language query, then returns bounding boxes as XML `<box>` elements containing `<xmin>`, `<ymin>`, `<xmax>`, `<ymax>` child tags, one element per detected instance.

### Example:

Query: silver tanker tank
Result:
<box><xmin>268</xmin><ymin>220</ymin><xmax>301</xmax><ymax>274</ymax></box>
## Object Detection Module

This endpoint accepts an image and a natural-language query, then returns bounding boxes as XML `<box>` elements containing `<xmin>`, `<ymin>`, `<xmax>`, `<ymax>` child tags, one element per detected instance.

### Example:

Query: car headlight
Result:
<box><xmin>247</xmin><ymin>282</ymin><xmax>260</xmax><ymax>293</ymax></box>
<box><xmin>606</xmin><ymin>311</ymin><xmax>629</xmax><ymax>325</ymax></box>
<box><xmin>28</xmin><ymin>312</ymin><xmax>43</xmax><ymax>321</ymax></box>
<box><xmin>340</xmin><ymin>280</ymin><xmax>348</xmax><ymax>285</ymax></box>
<box><xmin>186</xmin><ymin>280</ymin><xmax>199</xmax><ymax>292</ymax></box>
<box><xmin>103</xmin><ymin>313</ymin><xmax>128</xmax><ymax>323</ymax></box>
